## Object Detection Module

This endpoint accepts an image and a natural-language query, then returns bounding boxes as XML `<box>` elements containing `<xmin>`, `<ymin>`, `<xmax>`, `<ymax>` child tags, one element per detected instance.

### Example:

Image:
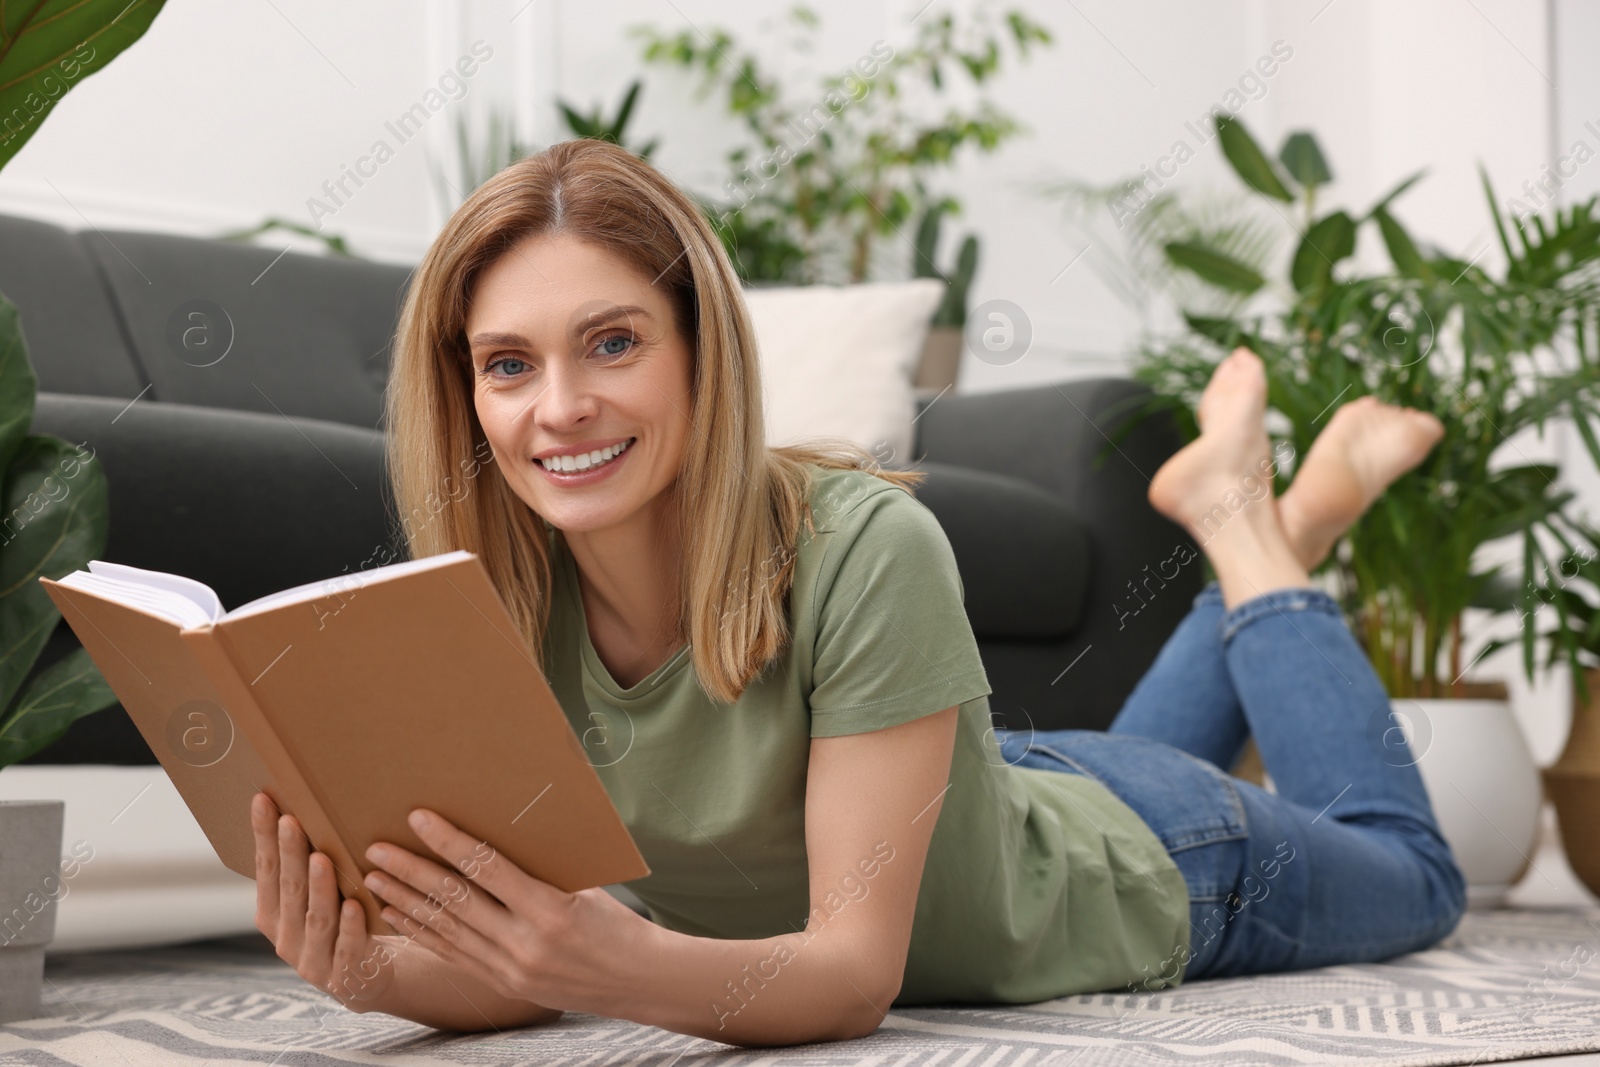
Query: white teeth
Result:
<box><xmin>542</xmin><ymin>438</ymin><xmax>632</xmax><ymax>473</ymax></box>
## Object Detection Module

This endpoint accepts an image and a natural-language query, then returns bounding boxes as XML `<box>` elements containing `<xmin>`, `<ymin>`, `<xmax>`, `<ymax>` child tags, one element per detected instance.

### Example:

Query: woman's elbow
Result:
<box><xmin>839</xmin><ymin>974</ymin><xmax>901</xmax><ymax>1041</ymax></box>
<box><xmin>427</xmin><ymin>1004</ymin><xmax>564</xmax><ymax>1034</ymax></box>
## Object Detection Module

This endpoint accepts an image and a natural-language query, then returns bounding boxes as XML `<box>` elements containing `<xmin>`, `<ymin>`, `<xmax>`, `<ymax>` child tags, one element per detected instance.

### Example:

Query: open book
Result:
<box><xmin>40</xmin><ymin>551</ymin><xmax>649</xmax><ymax>937</ymax></box>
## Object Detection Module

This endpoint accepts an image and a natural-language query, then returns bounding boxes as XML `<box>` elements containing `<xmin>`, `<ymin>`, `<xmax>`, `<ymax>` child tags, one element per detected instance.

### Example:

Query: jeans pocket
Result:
<box><xmin>1014</xmin><ymin>731</ymin><xmax>1249</xmax><ymax>892</ymax></box>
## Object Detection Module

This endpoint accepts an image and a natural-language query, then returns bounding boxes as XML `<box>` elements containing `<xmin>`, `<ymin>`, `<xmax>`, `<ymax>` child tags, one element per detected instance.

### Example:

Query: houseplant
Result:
<box><xmin>0</xmin><ymin>0</ymin><xmax>163</xmax><ymax>1019</ymax></box>
<box><xmin>428</xmin><ymin>77</ymin><xmax>660</xmax><ymax>219</ymax></box>
<box><xmin>633</xmin><ymin>2</ymin><xmax>1050</xmax><ymax>286</ymax></box>
<box><xmin>1515</xmin><ymin>521</ymin><xmax>1600</xmax><ymax>899</ymax></box>
<box><xmin>1080</xmin><ymin>115</ymin><xmax>1600</xmax><ymax>905</ymax></box>
<box><xmin>911</xmin><ymin>200</ymin><xmax>980</xmax><ymax>393</ymax></box>
<box><xmin>0</xmin><ymin>305</ymin><xmax>120</xmax><ymax>1021</ymax></box>
<box><xmin>228</xmin><ymin>79</ymin><xmax>662</xmax><ymax>259</ymax></box>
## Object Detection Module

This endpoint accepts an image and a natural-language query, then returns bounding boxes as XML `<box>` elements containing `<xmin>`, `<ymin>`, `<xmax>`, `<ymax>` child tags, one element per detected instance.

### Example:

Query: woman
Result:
<box><xmin>248</xmin><ymin>139</ymin><xmax>1465</xmax><ymax>1046</ymax></box>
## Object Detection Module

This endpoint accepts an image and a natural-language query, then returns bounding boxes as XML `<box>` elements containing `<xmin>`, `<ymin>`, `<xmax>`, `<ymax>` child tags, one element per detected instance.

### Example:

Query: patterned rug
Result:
<box><xmin>2</xmin><ymin>907</ymin><xmax>1598</xmax><ymax>1066</ymax></box>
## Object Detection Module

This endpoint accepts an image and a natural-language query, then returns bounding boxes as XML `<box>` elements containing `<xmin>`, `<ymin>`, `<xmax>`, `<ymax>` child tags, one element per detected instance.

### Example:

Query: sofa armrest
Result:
<box><xmin>912</xmin><ymin>379</ymin><xmax>1202</xmax><ymax>731</ymax></box>
<box><xmin>22</xmin><ymin>394</ymin><xmax>400</xmax><ymax>764</ymax></box>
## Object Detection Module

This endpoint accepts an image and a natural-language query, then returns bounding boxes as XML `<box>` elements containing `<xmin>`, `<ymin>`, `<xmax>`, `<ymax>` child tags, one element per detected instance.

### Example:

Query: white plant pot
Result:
<box><xmin>1389</xmin><ymin>696</ymin><xmax>1542</xmax><ymax>909</ymax></box>
<box><xmin>0</xmin><ymin>799</ymin><xmax>65</xmax><ymax>1022</ymax></box>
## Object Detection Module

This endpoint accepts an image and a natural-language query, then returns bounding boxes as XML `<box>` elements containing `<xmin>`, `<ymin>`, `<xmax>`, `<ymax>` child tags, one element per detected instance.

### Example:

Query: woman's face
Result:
<box><xmin>465</xmin><ymin>232</ymin><xmax>695</xmax><ymax>536</ymax></box>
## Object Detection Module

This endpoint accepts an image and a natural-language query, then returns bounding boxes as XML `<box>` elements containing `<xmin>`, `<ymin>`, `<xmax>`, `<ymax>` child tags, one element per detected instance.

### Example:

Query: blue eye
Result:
<box><xmin>596</xmin><ymin>333</ymin><xmax>635</xmax><ymax>358</ymax></box>
<box><xmin>483</xmin><ymin>356</ymin><xmax>527</xmax><ymax>377</ymax></box>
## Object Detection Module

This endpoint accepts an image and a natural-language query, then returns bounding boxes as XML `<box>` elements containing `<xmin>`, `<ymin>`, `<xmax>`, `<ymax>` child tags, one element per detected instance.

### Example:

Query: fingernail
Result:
<box><xmin>367</xmin><ymin>844</ymin><xmax>390</xmax><ymax>864</ymax></box>
<box><xmin>409</xmin><ymin>810</ymin><xmax>430</xmax><ymax>831</ymax></box>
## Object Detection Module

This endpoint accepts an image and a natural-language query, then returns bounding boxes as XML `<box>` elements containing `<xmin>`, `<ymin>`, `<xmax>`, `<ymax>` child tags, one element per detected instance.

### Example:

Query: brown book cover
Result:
<box><xmin>39</xmin><ymin>551</ymin><xmax>649</xmax><ymax>937</ymax></box>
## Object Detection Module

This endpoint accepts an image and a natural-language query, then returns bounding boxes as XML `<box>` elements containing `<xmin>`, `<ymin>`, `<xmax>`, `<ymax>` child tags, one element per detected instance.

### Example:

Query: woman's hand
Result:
<box><xmin>360</xmin><ymin>807</ymin><xmax>654</xmax><ymax>1016</ymax></box>
<box><xmin>250</xmin><ymin>791</ymin><xmax>406</xmax><ymax>1011</ymax></box>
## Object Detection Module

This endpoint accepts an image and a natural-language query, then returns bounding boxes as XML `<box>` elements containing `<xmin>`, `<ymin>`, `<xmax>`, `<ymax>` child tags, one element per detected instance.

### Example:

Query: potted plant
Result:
<box><xmin>911</xmin><ymin>199</ymin><xmax>980</xmax><ymax>394</ymax></box>
<box><xmin>1085</xmin><ymin>115</ymin><xmax>1600</xmax><ymax>907</ymax></box>
<box><xmin>633</xmin><ymin>3</ymin><xmax>1050</xmax><ymax>287</ymax></box>
<box><xmin>1515</xmin><ymin>520</ymin><xmax>1600</xmax><ymax>899</ymax></box>
<box><xmin>0</xmin><ymin>297</ymin><xmax>122</xmax><ymax>1018</ymax></box>
<box><xmin>0</xmin><ymin>0</ymin><xmax>165</xmax><ymax>1018</ymax></box>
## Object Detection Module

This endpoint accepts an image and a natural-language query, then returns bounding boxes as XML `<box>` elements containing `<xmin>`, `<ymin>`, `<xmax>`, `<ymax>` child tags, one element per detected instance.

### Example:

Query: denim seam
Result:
<box><xmin>1219</xmin><ymin>588</ymin><xmax>1342</xmax><ymax>646</ymax></box>
<box><xmin>1020</xmin><ymin>743</ymin><xmax>1107</xmax><ymax>791</ymax></box>
<box><xmin>1022</xmin><ymin>740</ymin><xmax>1251</xmax><ymax>852</ymax></box>
<box><xmin>1192</xmin><ymin>581</ymin><xmax>1225</xmax><ymax>611</ymax></box>
<box><xmin>1165</xmin><ymin>830</ymin><xmax>1249</xmax><ymax>855</ymax></box>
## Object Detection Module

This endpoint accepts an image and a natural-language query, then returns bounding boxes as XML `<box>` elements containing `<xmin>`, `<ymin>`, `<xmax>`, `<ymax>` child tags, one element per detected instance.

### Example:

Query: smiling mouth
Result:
<box><xmin>537</xmin><ymin>436</ymin><xmax>637</xmax><ymax>474</ymax></box>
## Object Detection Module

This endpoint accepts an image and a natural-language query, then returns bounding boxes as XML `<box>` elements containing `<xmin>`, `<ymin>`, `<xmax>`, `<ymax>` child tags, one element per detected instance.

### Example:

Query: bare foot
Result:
<box><xmin>1149</xmin><ymin>347</ymin><xmax>1276</xmax><ymax>538</ymax></box>
<box><xmin>1277</xmin><ymin>396</ymin><xmax>1445</xmax><ymax>569</ymax></box>
<box><xmin>1149</xmin><ymin>347</ymin><xmax>1311</xmax><ymax>609</ymax></box>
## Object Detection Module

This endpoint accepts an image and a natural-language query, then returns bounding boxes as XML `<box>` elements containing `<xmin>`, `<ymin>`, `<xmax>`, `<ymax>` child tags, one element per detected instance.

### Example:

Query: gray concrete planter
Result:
<box><xmin>0</xmin><ymin>800</ymin><xmax>65</xmax><ymax>1023</ymax></box>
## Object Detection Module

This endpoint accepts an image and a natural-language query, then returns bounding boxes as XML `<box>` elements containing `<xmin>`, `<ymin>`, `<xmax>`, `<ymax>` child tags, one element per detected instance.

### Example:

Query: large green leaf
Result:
<box><xmin>1215</xmin><ymin>114</ymin><xmax>1294</xmax><ymax>202</ymax></box>
<box><xmin>1373</xmin><ymin>206</ymin><xmax>1431</xmax><ymax>280</ymax></box>
<box><xmin>1164</xmin><ymin>240</ymin><xmax>1266</xmax><ymax>294</ymax></box>
<box><xmin>1366</xmin><ymin>169</ymin><xmax>1427</xmax><ymax>218</ymax></box>
<box><xmin>1181</xmin><ymin>313</ymin><xmax>1247</xmax><ymax>347</ymax></box>
<box><xmin>0</xmin><ymin>0</ymin><xmax>169</xmax><ymax>172</ymax></box>
<box><xmin>1290</xmin><ymin>210</ymin><xmax>1357</xmax><ymax>292</ymax></box>
<box><xmin>0</xmin><ymin>648</ymin><xmax>116</xmax><ymax>766</ymax></box>
<box><xmin>0</xmin><ymin>294</ymin><xmax>35</xmax><ymax>479</ymax></box>
<box><xmin>1278</xmin><ymin>132</ymin><xmax>1331</xmax><ymax>188</ymax></box>
<box><xmin>0</xmin><ymin>434</ymin><xmax>108</xmax><ymax>717</ymax></box>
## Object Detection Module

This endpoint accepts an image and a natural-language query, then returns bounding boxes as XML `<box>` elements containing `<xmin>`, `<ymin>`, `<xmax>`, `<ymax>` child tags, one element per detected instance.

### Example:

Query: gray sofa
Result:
<box><xmin>0</xmin><ymin>210</ymin><xmax>1200</xmax><ymax>765</ymax></box>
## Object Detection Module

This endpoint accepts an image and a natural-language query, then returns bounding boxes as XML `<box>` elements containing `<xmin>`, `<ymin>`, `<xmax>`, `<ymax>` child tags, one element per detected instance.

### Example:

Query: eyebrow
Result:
<box><xmin>468</xmin><ymin>305</ymin><xmax>656</xmax><ymax>350</ymax></box>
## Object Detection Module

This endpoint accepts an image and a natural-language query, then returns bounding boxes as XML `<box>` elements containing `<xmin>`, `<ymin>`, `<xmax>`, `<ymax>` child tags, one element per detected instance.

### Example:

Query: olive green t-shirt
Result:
<box><xmin>542</xmin><ymin>463</ymin><xmax>1191</xmax><ymax>1005</ymax></box>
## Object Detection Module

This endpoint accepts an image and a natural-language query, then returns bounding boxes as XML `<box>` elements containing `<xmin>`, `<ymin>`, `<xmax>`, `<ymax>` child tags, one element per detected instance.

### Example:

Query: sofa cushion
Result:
<box><xmin>0</xmin><ymin>213</ymin><xmax>147</xmax><ymax>398</ymax></box>
<box><xmin>745</xmin><ymin>279</ymin><xmax>944</xmax><ymax>463</ymax></box>
<box><xmin>75</xmin><ymin>227</ymin><xmax>413</xmax><ymax>430</ymax></box>
<box><xmin>914</xmin><ymin>462</ymin><xmax>1090</xmax><ymax>640</ymax></box>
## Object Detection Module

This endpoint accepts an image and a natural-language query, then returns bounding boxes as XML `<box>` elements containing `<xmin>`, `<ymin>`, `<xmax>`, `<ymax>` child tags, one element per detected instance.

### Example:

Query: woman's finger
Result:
<box><xmin>250</xmin><ymin>793</ymin><xmax>280</xmax><ymax>939</ymax></box>
<box><xmin>331</xmin><ymin>903</ymin><xmax>394</xmax><ymax>1007</ymax></box>
<box><xmin>301</xmin><ymin>852</ymin><xmax>341</xmax><ymax>982</ymax></box>
<box><xmin>276</xmin><ymin>813</ymin><xmax>311</xmax><ymax>965</ymax></box>
<box><xmin>366</xmin><ymin>864</ymin><xmax>504</xmax><ymax>969</ymax></box>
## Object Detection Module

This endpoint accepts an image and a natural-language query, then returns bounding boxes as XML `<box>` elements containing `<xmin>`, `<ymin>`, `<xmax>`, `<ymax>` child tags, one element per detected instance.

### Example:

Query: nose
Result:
<box><xmin>529</xmin><ymin>353</ymin><xmax>600</xmax><ymax>431</ymax></box>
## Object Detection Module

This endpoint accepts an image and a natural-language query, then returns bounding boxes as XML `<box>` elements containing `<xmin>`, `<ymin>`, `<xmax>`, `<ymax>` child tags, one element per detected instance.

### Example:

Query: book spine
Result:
<box><xmin>180</xmin><ymin>627</ymin><xmax>398</xmax><ymax>937</ymax></box>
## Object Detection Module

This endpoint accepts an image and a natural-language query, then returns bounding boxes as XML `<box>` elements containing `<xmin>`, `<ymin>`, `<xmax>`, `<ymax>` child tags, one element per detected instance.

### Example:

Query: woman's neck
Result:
<box><xmin>561</xmin><ymin>496</ymin><xmax>685</xmax><ymax>686</ymax></box>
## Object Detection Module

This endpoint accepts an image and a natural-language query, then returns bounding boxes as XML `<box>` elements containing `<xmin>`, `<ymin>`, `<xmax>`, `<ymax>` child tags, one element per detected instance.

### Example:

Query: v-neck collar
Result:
<box><xmin>558</xmin><ymin>542</ymin><xmax>691</xmax><ymax>702</ymax></box>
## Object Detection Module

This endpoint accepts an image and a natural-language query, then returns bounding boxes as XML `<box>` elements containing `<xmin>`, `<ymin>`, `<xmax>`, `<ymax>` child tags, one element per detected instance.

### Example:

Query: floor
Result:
<box><xmin>1457</xmin><ymin>802</ymin><xmax>1599</xmax><ymax>1065</ymax></box>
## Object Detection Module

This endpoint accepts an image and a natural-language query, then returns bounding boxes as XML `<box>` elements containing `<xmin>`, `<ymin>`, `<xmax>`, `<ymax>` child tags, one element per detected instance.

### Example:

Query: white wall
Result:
<box><xmin>0</xmin><ymin>0</ymin><xmax>1585</xmax><ymax>758</ymax></box>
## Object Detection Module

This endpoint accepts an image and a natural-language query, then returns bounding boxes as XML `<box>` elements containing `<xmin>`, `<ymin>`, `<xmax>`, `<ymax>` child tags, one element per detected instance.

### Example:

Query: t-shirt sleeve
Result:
<box><xmin>808</xmin><ymin>487</ymin><xmax>993</xmax><ymax>738</ymax></box>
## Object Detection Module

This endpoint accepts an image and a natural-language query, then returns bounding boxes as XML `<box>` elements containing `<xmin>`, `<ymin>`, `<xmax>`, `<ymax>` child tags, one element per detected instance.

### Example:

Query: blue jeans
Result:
<box><xmin>993</xmin><ymin>582</ymin><xmax>1467</xmax><ymax>986</ymax></box>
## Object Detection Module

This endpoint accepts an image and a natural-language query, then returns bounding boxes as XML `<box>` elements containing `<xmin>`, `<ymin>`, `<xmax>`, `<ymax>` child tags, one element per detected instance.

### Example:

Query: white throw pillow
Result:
<box><xmin>743</xmin><ymin>279</ymin><xmax>945</xmax><ymax>465</ymax></box>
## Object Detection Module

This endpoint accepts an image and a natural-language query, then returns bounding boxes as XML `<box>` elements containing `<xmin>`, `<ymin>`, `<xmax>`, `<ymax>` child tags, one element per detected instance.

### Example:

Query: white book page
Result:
<box><xmin>223</xmin><ymin>551</ymin><xmax>476</xmax><ymax>621</ymax></box>
<box><xmin>53</xmin><ymin>552</ymin><xmax>475</xmax><ymax>629</ymax></box>
<box><xmin>55</xmin><ymin>572</ymin><xmax>216</xmax><ymax>629</ymax></box>
<box><xmin>86</xmin><ymin>560</ymin><xmax>224</xmax><ymax>620</ymax></box>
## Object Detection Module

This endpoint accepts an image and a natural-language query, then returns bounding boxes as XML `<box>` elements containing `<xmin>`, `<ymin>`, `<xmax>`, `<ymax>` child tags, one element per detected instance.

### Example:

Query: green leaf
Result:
<box><xmin>557</xmin><ymin>100</ymin><xmax>595</xmax><ymax>138</ymax></box>
<box><xmin>0</xmin><ymin>0</ymin><xmax>169</xmax><ymax>173</ymax></box>
<box><xmin>1181</xmin><ymin>313</ymin><xmax>1246</xmax><ymax>347</ymax></box>
<box><xmin>0</xmin><ymin>434</ymin><xmax>109</xmax><ymax>716</ymax></box>
<box><xmin>1366</xmin><ymin>169</ymin><xmax>1428</xmax><ymax>218</ymax></box>
<box><xmin>0</xmin><ymin>648</ymin><xmax>116</xmax><ymax>766</ymax></box>
<box><xmin>1278</xmin><ymin>132</ymin><xmax>1332</xmax><ymax>187</ymax></box>
<box><xmin>1290</xmin><ymin>210</ymin><xmax>1357</xmax><ymax>292</ymax></box>
<box><xmin>1373</xmin><ymin>206</ymin><xmax>1431</xmax><ymax>280</ymax></box>
<box><xmin>1215</xmin><ymin>114</ymin><xmax>1294</xmax><ymax>202</ymax></box>
<box><xmin>612</xmin><ymin>80</ymin><xmax>642</xmax><ymax>137</ymax></box>
<box><xmin>1480</xmin><ymin>163</ymin><xmax>1520</xmax><ymax>273</ymax></box>
<box><xmin>0</xmin><ymin>292</ymin><xmax>37</xmax><ymax>478</ymax></box>
<box><xmin>1165</xmin><ymin>240</ymin><xmax>1266</xmax><ymax>295</ymax></box>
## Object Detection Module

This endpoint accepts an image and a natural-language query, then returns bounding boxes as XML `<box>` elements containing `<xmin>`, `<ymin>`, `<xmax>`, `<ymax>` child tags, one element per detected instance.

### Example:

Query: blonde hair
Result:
<box><xmin>385</xmin><ymin>138</ymin><xmax>925</xmax><ymax>702</ymax></box>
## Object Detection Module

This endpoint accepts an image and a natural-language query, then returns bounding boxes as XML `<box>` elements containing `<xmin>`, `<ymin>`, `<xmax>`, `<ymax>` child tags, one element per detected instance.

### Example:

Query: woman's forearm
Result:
<box><xmin>351</xmin><ymin>939</ymin><xmax>562</xmax><ymax>1032</ymax></box>
<box><xmin>602</xmin><ymin>920</ymin><xmax>893</xmax><ymax>1047</ymax></box>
